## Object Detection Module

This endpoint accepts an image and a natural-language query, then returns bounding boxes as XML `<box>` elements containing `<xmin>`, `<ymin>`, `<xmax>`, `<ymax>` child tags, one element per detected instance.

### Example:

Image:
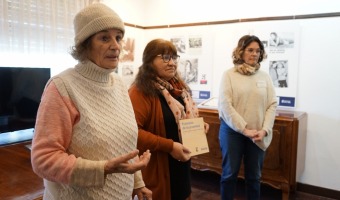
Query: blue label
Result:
<box><xmin>199</xmin><ymin>91</ymin><xmax>210</xmax><ymax>99</ymax></box>
<box><xmin>278</xmin><ymin>96</ymin><xmax>295</xmax><ymax>107</ymax></box>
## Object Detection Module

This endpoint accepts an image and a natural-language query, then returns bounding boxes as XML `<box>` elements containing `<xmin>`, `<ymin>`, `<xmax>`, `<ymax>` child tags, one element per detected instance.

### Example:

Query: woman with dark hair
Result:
<box><xmin>129</xmin><ymin>38</ymin><xmax>208</xmax><ymax>200</ymax></box>
<box><xmin>218</xmin><ymin>35</ymin><xmax>277</xmax><ymax>200</ymax></box>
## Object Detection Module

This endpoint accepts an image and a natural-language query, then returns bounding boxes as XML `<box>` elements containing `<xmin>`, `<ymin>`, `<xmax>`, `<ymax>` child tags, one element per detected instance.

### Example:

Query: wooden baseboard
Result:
<box><xmin>297</xmin><ymin>182</ymin><xmax>340</xmax><ymax>199</ymax></box>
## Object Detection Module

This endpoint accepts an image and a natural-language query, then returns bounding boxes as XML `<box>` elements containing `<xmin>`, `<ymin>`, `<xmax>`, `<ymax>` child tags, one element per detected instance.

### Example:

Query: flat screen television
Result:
<box><xmin>0</xmin><ymin>67</ymin><xmax>50</xmax><ymax>133</ymax></box>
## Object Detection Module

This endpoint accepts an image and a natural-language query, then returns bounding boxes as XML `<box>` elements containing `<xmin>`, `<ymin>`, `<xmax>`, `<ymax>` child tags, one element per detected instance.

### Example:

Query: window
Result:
<box><xmin>0</xmin><ymin>0</ymin><xmax>98</xmax><ymax>54</ymax></box>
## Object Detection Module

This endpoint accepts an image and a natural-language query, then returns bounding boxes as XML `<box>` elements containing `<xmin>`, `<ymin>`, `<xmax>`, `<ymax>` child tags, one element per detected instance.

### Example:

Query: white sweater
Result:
<box><xmin>31</xmin><ymin>61</ymin><xmax>143</xmax><ymax>199</ymax></box>
<box><xmin>218</xmin><ymin>67</ymin><xmax>277</xmax><ymax>150</ymax></box>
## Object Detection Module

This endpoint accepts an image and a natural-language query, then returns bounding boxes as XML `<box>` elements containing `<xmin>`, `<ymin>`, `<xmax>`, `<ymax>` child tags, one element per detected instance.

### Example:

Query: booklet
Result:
<box><xmin>179</xmin><ymin>117</ymin><xmax>209</xmax><ymax>156</ymax></box>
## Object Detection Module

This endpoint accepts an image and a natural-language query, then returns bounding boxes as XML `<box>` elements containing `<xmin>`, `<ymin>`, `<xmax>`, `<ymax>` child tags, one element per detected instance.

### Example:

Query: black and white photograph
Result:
<box><xmin>188</xmin><ymin>37</ymin><xmax>202</xmax><ymax>48</ymax></box>
<box><xmin>269</xmin><ymin>32</ymin><xmax>294</xmax><ymax>48</ymax></box>
<box><xmin>122</xmin><ymin>65</ymin><xmax>134</xmax><ymax>76</ymax></box>
<box><xmin>121</xmin><ymin>64</ymin><xmax>134</xmax><ymax>87</ymax></box>
<box><xmin>187</xmin><ymin>36</ymin><xmax>203</xmax><ymax>54</ymax></box>
<box><xmin>269</xmin><ymin>60</ymin><xmax>288</xmax><ymax>88</ymax></box>
<box><xmin>170</xmin><ymin>37</ymin><xmax>186</xmax><ymax>53</ymax></box>
<box><xmin>178</xmin><ymin>58</ymin><xmax>198</xmax><ymax>84</ymax></box>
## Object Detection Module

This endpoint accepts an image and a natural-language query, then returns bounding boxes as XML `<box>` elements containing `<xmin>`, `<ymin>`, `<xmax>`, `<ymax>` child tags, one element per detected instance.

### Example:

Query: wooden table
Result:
<box><xmin>0</xmin><ymin>141</ymin><xmax>44</xmax><ymax>200</ymax></box>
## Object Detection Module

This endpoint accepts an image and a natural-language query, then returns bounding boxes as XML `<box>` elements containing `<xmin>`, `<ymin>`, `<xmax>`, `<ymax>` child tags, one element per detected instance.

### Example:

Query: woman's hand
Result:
<box><xmin>252</xmin><ymin>130</ymin><xmax>267</xmax><ymax>142</ymax></box>
<box><xmin>242</xmin><ymin>128</ymin><xmax>258</xmax><ymax>138</ymax></box>
<box><xmin>133</xmin><ymin>186</ymin><xmax>152</xmax><ymax>200</ymax></box>
<box><xmin>204</xmin><ymin>122</ymin><xmax>209</xmax><ymax>134</ymax></box>
<box><xmin>170</xmin><ymin>142</ymin><xmax>191</xmax><ymax>162</ymax></box>
<box><xmin>104</xmin><ymin>150</ymin><xmax>151</xmax><ymax>175</ymax></box>
<box><xmin>243</xmin><ymin>128</ymin><xmax>267</xmax><ymax>143</ymax></box>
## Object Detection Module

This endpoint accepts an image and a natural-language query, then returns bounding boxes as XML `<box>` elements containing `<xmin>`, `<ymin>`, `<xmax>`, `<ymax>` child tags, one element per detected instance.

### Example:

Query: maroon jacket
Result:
<box><xmin>129</xmin><ymin>85</ymin><xmax>174</xmax><ymax>200</ymax></box>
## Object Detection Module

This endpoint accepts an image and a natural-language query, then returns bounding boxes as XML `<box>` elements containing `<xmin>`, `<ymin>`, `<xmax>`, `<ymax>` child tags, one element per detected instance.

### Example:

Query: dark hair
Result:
<box><xmin>185</xmin><ymin>60</ymin><xmax>192</xmax><ymax>68</ymax></box>
<box><xmin>232</xmin><ymin>35</ymin><xmax>267</xmax><ymax>64</ymax></box>
<box><xmin>270</xmin><ymin>32</ymin><xmax>278</xmax><ymax>37</ymax></box>
<box><xmin>70</xmin><ymin>35</ymin><xmax>93</xmax><ymax>62</ymax></box>
<box><xmin>132</xmin><ymin>38</ymin><xmax>189</xmax><ymax>96</ymax></box>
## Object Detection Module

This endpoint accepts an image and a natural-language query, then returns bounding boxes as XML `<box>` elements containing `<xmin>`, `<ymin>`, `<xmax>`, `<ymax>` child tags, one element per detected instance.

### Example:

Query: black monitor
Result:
<box><xmin>0</xmin><ymin>67</ymin><xmax>50</xmax><ymax>133</ymax></box>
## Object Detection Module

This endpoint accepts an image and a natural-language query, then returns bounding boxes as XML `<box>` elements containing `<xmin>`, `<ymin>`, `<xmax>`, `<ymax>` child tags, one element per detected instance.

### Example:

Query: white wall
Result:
<box><xmin>142</xmin><ymin>0</ymin><xmax>340</xmax><ymax>26</ymax></box>
<box><xmin>102</xmin><ymin>0</ymin><xmax>146</xmax><ymax>26</ymax></box>
<box><xmin>1</xmin><ymin>0</ymin><xmax>339</xmax><ymax>192</ymax></box>
<box><xmin>102</xmin><ymin>0</ymin><xmax>340</xmax><ymax>191</ymax></box>
<box><xmin>296</xmin><ymin>17</ymin><xmax>340</xmax><ymax>189</ymax></box>
<box><xmin>138</xmin><ymin>17</ymin><xmax>340</xmax><ymax>191</ymax></box>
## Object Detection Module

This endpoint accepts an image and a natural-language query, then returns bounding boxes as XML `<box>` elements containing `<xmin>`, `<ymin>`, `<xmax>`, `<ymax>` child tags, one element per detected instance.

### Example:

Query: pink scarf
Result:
<box><xmin>155</xmin><ymin>77</ymin><xmax>199</xmax><ymax>124</ymax></box>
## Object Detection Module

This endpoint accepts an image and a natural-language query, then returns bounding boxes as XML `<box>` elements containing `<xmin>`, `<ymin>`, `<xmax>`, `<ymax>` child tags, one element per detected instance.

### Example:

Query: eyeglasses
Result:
<box><xmin>157</xmin><ymin>54</ymin><xmax>180</xmax><ymax>64</ymax></box>
<box><xmin>245</xmin><ymin>48</ymin><xmax>263</xmax><ymax>54</ymax></box>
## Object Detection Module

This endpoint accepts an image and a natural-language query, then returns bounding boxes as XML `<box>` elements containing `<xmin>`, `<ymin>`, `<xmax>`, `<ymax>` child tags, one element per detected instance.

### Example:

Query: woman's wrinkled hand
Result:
<box><xmin>104</xmin><ymin>150</ymin><xmax>151</xmax><ymax>175</ymax></box>
<box><xmin>133</xmin><ymin>186</ymin><xmax>152</xmax><ymax>200</ymax></box>
<box><xmin>204</xmin><ymin>122</ymin><xmax>209</xmax><ymax>134</ymax></box>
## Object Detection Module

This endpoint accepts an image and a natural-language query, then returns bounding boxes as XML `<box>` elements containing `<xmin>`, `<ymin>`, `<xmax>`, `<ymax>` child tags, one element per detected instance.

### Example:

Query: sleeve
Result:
<box><xmin>133</xmin><ymin>170</ymin><xmax>145</xmax><ymax>189</ymax></box>
<box><xmin>128</xmin><ymin>86</ymin><xmax>173</xmax><ymax>154</ymax></box>
<box><xmin>31</xmin><ymin>80</ymin><xmax>80</xmax><ymax>184</ymax></box>
<box><xmin>218</xmin><ymin>70</ymin><xmax>247</xmax><ymax>133</ymax></box>
<box><xmin>262</xmin><ymin>75</ymin><xmax>278</xmax><ymax>136</ymax></box>
<box><xmin>70</xmin><ymin>158</ymin><xmax>106</xmax><ymax>187</ymax></box>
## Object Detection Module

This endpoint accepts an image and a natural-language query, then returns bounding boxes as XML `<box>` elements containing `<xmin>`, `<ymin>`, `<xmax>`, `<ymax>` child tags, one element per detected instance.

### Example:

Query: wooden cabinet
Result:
<box><xmin>191</xmin><ymin>108</ymin><xmax>307</xmax><ymax>200</ymax></box>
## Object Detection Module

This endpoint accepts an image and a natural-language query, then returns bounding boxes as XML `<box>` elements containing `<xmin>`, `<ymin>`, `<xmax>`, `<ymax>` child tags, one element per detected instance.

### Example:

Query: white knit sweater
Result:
<box><xmin>31</xmin><ymin>61</ymin><xmax>143</xmax><ymax>199</ymax></box>
<box><xmin>218</xmin><ymin>67</ymin><xmax>277</xmax><ymax>150</ymax></box>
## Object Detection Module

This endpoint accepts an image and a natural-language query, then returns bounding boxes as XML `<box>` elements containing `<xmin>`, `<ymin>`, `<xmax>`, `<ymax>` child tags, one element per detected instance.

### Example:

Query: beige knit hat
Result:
<box><xmin>74</xmin><ymin>3</ymin><xmax>125</xmax><ymax>46</ymax></box>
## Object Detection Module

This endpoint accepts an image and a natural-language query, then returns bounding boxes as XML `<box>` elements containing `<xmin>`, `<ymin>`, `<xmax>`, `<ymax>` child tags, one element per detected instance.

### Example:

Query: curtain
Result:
<box><xmin>0</xmin><ymin>0</ymin><xmax>99</xmax><ymax>54</ymax></box>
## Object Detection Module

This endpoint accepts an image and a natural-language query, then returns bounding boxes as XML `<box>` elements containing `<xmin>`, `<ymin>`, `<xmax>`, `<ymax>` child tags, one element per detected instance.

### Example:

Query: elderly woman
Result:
<box><xmin>129</xmin><ymin>39</ymin><xmax>208</xmax><ymax>200</ymax></box>
<box><xmin>31</xmin><ymin>3</ymin><xmax>151</xmax><ymax>200</ymax></box>
<box><xmin>218</xmin><ymin>35</ymin><xmax>277</xmax><ymax>200</ymax></box>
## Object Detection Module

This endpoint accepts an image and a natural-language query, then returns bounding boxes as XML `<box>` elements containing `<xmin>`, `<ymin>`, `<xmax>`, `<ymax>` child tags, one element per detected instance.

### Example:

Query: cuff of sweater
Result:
<box><xmin>133</xmin><ymin>170</ymin><xmax>145</xmax><ymax>189</ymax></box>
<box><xmin>70</xmin><ymin>158</ymin><xmax>106</xmax><ymax>187</ymax></box>
<box><xmin>160</xmin><ymin>137</ymin><xmax>174</xmax><ymax>153</ymax></box>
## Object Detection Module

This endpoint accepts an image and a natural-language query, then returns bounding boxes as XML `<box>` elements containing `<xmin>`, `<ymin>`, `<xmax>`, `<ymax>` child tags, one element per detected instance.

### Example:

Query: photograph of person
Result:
<box><xmin>122</xmin><ymin>65</ymin><xmax>134</xmax><ymax>76</ymax></box>
<box><xmin>188</xmin><ymin>37</ymin><xmax>202</xmax><ymax>48</ymax></box>
<box><xmin>269</xmin><ymin>61</ymin><xmax>279</xmax><ymax>87</ymax></box>
<box><xmin>178</xmin><ymin>58</ymin><xmax>198</xmax><ymax>84</ymax></box>
<box><xmin>269</xmin><ymin>32</ymin><xmax>294</xmax><ymax>48</ymax></box>
<box><xmin>129</xmin><ymin>38</ymin><xmax>209</xmax><ymax>200</ymax></box>
<box><xmin>218</xmin><ymin>35</ymin><xmax>277</xmax><ymax>200</ymax></box>
<box><xmin>269</xmin><ymin>60</ymin><xmax>288</xmax><ymax>88</ymax></box>
<box><xmin>30</xmin><ymin>3</ymin><xmax>152</xmax><ymax>200</ymax></box>
<box><xmin>170</xmin><ymin>37</ymin><xmax>186</xmax><ymax>53</ymax></box>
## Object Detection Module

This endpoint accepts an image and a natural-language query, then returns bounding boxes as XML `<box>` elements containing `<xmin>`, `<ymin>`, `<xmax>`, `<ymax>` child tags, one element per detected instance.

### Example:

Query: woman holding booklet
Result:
<box><xmin>129</xmin><ymin>38</ymin><xmax>208</xmax><ymax>200</ymax></box>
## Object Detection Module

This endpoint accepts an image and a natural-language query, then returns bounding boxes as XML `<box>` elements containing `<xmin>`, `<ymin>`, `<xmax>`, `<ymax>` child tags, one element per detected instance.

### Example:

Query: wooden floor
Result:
<box><xmin>191</xmin><ymin>170</ymin><xmax>337</xmax><ymax>200</ymax></box>
<box><xmin>0</xmin><ymin>141</ymin><xmax>336</xmax><ymax>200</ymax></box>
<box><xmin>0</xmin><ymin>142</ymin><xmax>44</xmax><ymax>200</ymax></box>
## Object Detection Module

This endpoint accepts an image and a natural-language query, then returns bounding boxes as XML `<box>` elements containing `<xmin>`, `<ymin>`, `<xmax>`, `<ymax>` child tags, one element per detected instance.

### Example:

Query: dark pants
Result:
<box><xmin>219</xmin><ymin>119</ymin><xmax>265</xmax><ymax>200</ymax></box>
